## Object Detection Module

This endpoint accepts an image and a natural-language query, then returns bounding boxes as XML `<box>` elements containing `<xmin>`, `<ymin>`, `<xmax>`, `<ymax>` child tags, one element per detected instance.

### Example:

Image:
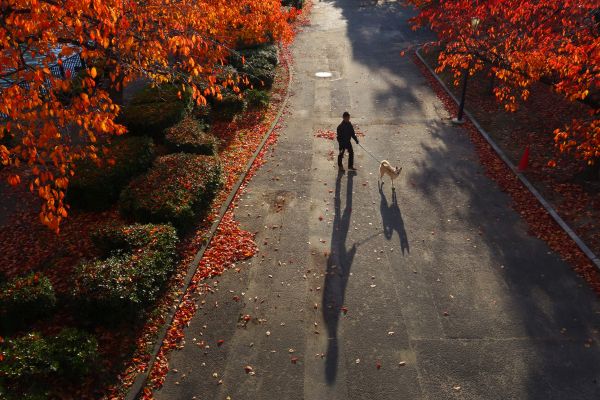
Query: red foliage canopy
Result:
<box><xmin>408</xmin><ymin>0</ymin><xmax>599</xmax><ymax>164</ymax></box>
<box><xmin>0</xmin><ymin>0</ymin><xmax>294</xmax><ymax>231</ymax></box>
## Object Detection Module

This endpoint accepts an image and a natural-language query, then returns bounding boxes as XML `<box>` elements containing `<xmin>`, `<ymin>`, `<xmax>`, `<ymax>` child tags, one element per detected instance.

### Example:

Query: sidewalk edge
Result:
<box><xmin>415</xmin><ymin>48</ymin><xmax>600</xmax><ymax>271</ymax></box>
<box><xmin>125</xmin><ymin>54</ymin><xmax>294</xmax><ymax>400</ymax></box>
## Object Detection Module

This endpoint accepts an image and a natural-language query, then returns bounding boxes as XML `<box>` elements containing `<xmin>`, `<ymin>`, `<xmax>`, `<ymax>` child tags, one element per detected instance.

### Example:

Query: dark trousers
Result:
<box><xmin>337</xmin><ymin>142</ymin><xmax>354</xmax><ymax>168</ymax></box>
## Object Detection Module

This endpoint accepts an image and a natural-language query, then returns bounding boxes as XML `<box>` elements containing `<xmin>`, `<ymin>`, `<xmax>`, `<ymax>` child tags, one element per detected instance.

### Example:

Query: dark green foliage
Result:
<box><xmin>164</xmin><ymin>116</ymin><xmax>217</xmax><ymax>155</ymax></box>
<box><xmin>0</xmin><ymin>273</ymin><xmax>56</xmax><ymax>332</ymax></box>
<box><xmin>236</xmin><ymin>44</ymin><xmax>279</xmax><ymax>67</ymax></box>
<box><xmin>211</xmin><ymin>90</ymin><xmax>247</xmax><ymax>121</ymax></box>
<box><xmin>119</xmin><ymin>84</ymin><xmax>193</xmax><ymax>137</ymax></box>
<box><xmin>192</xmin><ymin>102</ymin><xmax>212</xmax><ymax>125</ymax></box>
<box><xmin>67</xmin><ymin>136</ymin><xmax>155</xmax><ymax>210</ymax></box>
<box><xmin>245</xmin><ymin>89</ymin><xmax>270</xmax><ymax>109</ymax></box>
<box><xmin>0</xmin><ymin>329</ymin><xmax>98</xmax><ymax>383</ymax></box>
<box><xmin>47</xmin><ymin>328</ymin><xmax>98</xmax><ymax>379</ymax></box>
<box><xmin>119</xmin><ymin>154</ymin><xmax>222</xmax><ymax>231</ymax></box>
<box><xmin>233</xmin><ymin>44</ymin><xmax>278</xmax><ymax>89</ymax></box>
<box><xmin>282</xmin><ymin>0</ymin><xmax>303</xmax><ymax>8</ymax></box>
<box><xmin>73</xmin><ymin>224</ymin><xmax>179</xmax><ymax>318</ymax></box>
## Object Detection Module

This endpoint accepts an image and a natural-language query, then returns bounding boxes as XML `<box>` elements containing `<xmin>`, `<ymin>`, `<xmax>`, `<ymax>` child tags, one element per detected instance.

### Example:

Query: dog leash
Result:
<box><xmin>357</xmin><ymin>142</ymin><xmax>381</xmax><ymax>164</ymax></box>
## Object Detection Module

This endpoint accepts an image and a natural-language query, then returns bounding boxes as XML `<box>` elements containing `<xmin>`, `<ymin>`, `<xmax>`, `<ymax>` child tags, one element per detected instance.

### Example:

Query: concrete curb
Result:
<box><xmin>124</xmin><ymin>55</ymin><xmax>294</xmax><ymax>400</ymax></box>
<box><xmin>415</xmin><ymin>48</ymin><xmax>600</xmax><ymax>271</ymax></box>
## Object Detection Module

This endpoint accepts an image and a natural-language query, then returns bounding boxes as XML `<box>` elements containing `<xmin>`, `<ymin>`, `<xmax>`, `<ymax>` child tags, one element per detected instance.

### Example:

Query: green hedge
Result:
<box><xmin>0</xmin><ymin>329</ymin><xmax>98</xmax><ymax>384</ymax></box>
<box><xmin>0</xmin><ymin>273</ymin><xmax>56</xmax><ymax>332</ymax></box>
<box><xmin>120</xmin><ymin>153</ymin><xmax>222</xmax><ymax>230</ymax></box>
<box><xmin>233</xmin><ymin>45</ymin><xmax>278</xmax><ymax>89</ymax></box>
<box><xmin>119</xmin><ymin>84</ymin><xmax>193</xmax><ymax>137</ymax></box>
<box><xmin>67</xmin><ymin>136</ymin><xmax>155</xmax><ymax>210</ymax></box>
<box><xmin>282</xmin><ymin>0</ymin><xmax>303</xmax><ymax>8</ymax></box>
<box><xmin>211</xmin><ymin>89</ymin><xmax>247</xmax><ymax>121</ymax></box>
<box><xmin>73</xmin><ymin>224</ymin><xmax>179</xmax><ymax>318</ymax></box>
<box><xmin>164</xmin><ymin>116</ymin><xmax>217</xmax><ymax>155</ymax></box>
<box><xmin>245</xmin><ymin>89</ymin><xmax>270</xmax><ymax>109</ymax></box>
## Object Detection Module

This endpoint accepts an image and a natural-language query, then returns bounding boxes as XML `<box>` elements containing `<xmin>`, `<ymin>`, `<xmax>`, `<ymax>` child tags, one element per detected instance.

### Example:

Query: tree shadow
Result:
<box><xmin>379</xmin><ymin>184</ymin><xmax>409</xmax><ymax>254</ymax></box>
<box><xmin>323</xmin><ymin>169</ymin><xmax>356</xmax><ymax>384</ymax></box>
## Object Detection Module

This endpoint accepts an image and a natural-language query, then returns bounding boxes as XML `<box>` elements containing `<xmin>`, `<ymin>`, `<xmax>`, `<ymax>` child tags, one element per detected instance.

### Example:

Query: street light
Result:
<box><xmin>452</xmin><ymin>17</ymin><xmax>481</xmax><ymax>124</ymax></box>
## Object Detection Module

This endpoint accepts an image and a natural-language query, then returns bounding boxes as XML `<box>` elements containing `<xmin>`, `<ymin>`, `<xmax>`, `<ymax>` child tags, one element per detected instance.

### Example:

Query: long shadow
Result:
<box><xmin>320</xmin><ymin>1</ymin><xmax>600</xmax><ymax>397</ymax></box>
<box><xmin>379</xmin><ymin>185</ymin><xmax>409</xmax><ymax>254</ymax></box>
<box><xmin>323</xmin><ymin>169</ymin><xmax>356</xmax><ymax>384</ymax></box>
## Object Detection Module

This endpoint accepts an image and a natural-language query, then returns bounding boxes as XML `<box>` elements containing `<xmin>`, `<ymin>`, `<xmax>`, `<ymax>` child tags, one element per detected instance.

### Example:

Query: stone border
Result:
<box><xmin>415</xmin><ymin>48</ymin><xmax>600</xmax><ymax>270</ymax></box>
<box><xmin>125</xmin><ymin>55</ymin><xmax>294</xmax><ymax>400</ymax></box>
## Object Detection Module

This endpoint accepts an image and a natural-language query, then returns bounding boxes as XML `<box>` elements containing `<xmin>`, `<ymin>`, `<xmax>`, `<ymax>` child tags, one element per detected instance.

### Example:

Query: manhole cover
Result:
<box><xmin>315</xmin><ymin>71</ymin><xmax>333</xmax><ymax>78</ymax></box>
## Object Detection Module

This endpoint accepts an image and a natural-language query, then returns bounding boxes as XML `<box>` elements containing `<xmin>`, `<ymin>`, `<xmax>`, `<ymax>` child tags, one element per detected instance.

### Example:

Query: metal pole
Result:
<box><xmin>453</xmin><ymin>67</ymin><xmax>469</xmax><ymax>124</ymax></box>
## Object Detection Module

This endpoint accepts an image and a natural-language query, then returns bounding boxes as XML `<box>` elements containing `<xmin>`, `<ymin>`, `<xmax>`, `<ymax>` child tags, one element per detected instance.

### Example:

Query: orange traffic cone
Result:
<box><xmin>517</xmin><ymin>146</ymin><xmax>530</xmax><ymax>171</ymax></box>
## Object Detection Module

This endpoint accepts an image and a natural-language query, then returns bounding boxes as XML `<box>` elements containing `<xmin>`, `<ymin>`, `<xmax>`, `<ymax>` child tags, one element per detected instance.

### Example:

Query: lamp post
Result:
<box><xmin>452</xmin><ymin>17</ymin><xmax>481</xmax><ymax>125</ymax></box>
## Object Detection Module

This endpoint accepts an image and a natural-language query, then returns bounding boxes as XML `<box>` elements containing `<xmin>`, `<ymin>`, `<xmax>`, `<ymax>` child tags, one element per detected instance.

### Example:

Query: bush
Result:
<box><xmin>119</xmin><ymin>84</ymin><xmax>193</xmax><ymax>137</ymax></box>
<box><xmin>0</xmin><ymin>329</ymin><xmax>98</xmax><ymax>383</ymax></box>
<box><xmin>0</xmin><ymin>273</ymin><xmax>56</xmax><ymax>332</ymax></box>
<box><xmin>74</xmin><ymin>224</ymin><xmax>179</xmax><ymax>317</ymax></box>
<box><xmin>231</xmin><ymin>44</ymin><xmax>278</xmax><ymax>89</ymax></box>
<box><xmin>67</xmin><ymin>136</ymin><xmax>155</xmax><ymax>210</ymax></box>
<box><xmin>164</xmin><ymin>116</ymin><xmax>217</xmax><ymax>155</ymax></box>
<box><xmin>239</xmin><ymin>54</ymin><xmax>277</xmax><ymax>89</ymax></box>
<box><xmin>120</xmin><ymin>154</ymin><xmax>222</xmax><ymax>230</ymax></box>
<box><xmin>245</xmin><ymin>89</ymin><xmax>270</xmax><ymax>109</ymax></box>
<box><xmin>211</xmin><ymin>90</ymin><xmax>247</xmax><ymax>121</ymax></box>
<box><xmin>238</xmin><ymin>44</ymin><xmax>279</xmax><ymax>67</ymax></box>
<box><xmin>282</xmin><ymin>0</ymin><xmax>303</xmax><ymax>8</ymax></box>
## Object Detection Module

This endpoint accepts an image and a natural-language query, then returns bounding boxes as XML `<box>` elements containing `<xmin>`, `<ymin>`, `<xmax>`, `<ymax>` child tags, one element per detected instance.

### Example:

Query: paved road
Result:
<box><xmin>156</xmin><ymin>1</ymin><xmax>600</xmax><ymax>399</ymax></box>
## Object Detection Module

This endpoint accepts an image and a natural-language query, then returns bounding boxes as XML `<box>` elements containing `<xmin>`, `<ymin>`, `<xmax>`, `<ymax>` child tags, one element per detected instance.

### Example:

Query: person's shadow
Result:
<box><xmin>323</xmin><ymin>170</ymin><xmax>356</xmax><ymax>384</ymax></box>
<box><xmin>379</xmin><ymin>185</ymin><xmax>409</xmax><ymax>255</ymax></box>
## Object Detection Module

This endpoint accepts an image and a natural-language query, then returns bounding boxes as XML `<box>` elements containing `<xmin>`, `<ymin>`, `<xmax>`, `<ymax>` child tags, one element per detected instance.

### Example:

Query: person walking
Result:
<box><xmin>336</xmin><ymin>111</ymin><xmax>359</xmax><ymax>171</ymax></box>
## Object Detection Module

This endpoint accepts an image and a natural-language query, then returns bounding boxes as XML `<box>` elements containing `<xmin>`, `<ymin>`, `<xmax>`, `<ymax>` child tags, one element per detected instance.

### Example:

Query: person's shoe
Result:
<box><xmin>348</xmin><ymin>166</ymin><xmax>357</xmax><ymax>171</ymax></box>
<box><xmin>338</xmin><ymin>165</ymin><xmax>345</xmax><ymax>171</ymax></box>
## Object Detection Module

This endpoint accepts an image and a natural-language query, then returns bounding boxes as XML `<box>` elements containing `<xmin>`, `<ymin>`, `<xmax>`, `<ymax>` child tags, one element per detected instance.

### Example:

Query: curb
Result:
<box><xmin>415</xmin><ymin>48</ymin><xmax>600</xmax><ymax>271</ymax></box>
<box><xmin>125</xmin><ymin>54</ymin><xmax>294</xmax><ymax>400</ymax></box>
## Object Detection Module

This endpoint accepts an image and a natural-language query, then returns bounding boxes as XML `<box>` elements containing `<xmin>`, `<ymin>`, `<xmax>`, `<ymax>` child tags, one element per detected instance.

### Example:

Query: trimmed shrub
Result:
<box><xmin>211</xmin><ymin>90</ymin><xmax>247</xmax><ymax>121</ymax></box>
<box><xmin>164</xmin><ymin>116</ymin><xmax>217</xmax><ymax>155</ymax></box>
<box><xmin>120</xmin><ymin>154</ymin><xmax>222</xmax><ymax>230</ymax></box>
<box><xmin>48</xmin><ymin>328</ymin><xmax>98</xmax><ymax>379</ymax></box>
<box><xmin>245</xmin><ymin>89</ymin><xmax>270</xmax><ymax>109</ymax></box>
<box><xmin>0</xmin><ymin>329</ymin><xmax>98</xmax><ymax>383</ymax></box>
<box><xmin>119</xmin><ymin>84</ymin><xmax>193</xmax><ymax>137</ymax></box>
<box><xmin>67</xmin><ymin>136</ymin><xmax>155</xmax><ymax>210</ymax></box>
<box><xmin>282</xmin><ymin>0</ymin><xmax>303</xmax><ymax>8</ymax></box>
<box><xmin>232</xmin><ymin>44</ymin><xmax>278</xmax><ymax>89</ymax></box>
<box><xmin>74</xmin><ymin>224</ymin><xmax>179</xmax><ymax>317</ymax></box>
<box><xmin>192</xmin><ymin>102</ymin><xmax>212</xmax><ymax>125</ymax></box>
<box><xmin>0</xmin><ymin>273</ymin><xmax>56</xmax><ymax>332</ymax></box>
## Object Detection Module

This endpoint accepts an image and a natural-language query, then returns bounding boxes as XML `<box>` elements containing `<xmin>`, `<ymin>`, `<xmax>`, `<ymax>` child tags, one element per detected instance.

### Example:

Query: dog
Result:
<box><xmin>378</xmin><ymin>160</ymin><xmax>402</xmax><ymax>189</ymax></box>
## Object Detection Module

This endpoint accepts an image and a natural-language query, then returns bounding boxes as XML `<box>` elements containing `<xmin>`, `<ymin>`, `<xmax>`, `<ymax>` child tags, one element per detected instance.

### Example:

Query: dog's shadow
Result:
<box><xmin>379</xmin><ymin>185</ymin><xmax>409</xmax><ymax>255</ymax></box>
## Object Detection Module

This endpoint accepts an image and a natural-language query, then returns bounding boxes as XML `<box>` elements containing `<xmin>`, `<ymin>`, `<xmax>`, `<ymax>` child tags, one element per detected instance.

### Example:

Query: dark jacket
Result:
<box><xmin>336</xmin><ymin>120</ymin><xmax>358</xmax><ymax>145</ymax></box>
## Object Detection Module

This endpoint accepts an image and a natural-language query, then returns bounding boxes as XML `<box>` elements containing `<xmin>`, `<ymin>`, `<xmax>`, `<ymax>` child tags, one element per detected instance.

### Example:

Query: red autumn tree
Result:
<box><xmin>0</xmin><ymin>0</ymin><xmax>294</xmax><ymax>232</ymax></box>
<box><xmin>407</xmin><ymin>0</ymin><xmax>599</xmax><ymax>165</ymax></box>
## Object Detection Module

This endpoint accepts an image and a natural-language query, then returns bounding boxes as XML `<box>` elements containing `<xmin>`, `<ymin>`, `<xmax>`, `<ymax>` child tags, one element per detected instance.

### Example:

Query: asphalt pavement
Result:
<box><xmin>155</xmin><ymin>1</ymin><xmax>600</xmax><ymax>399</ymax></box>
